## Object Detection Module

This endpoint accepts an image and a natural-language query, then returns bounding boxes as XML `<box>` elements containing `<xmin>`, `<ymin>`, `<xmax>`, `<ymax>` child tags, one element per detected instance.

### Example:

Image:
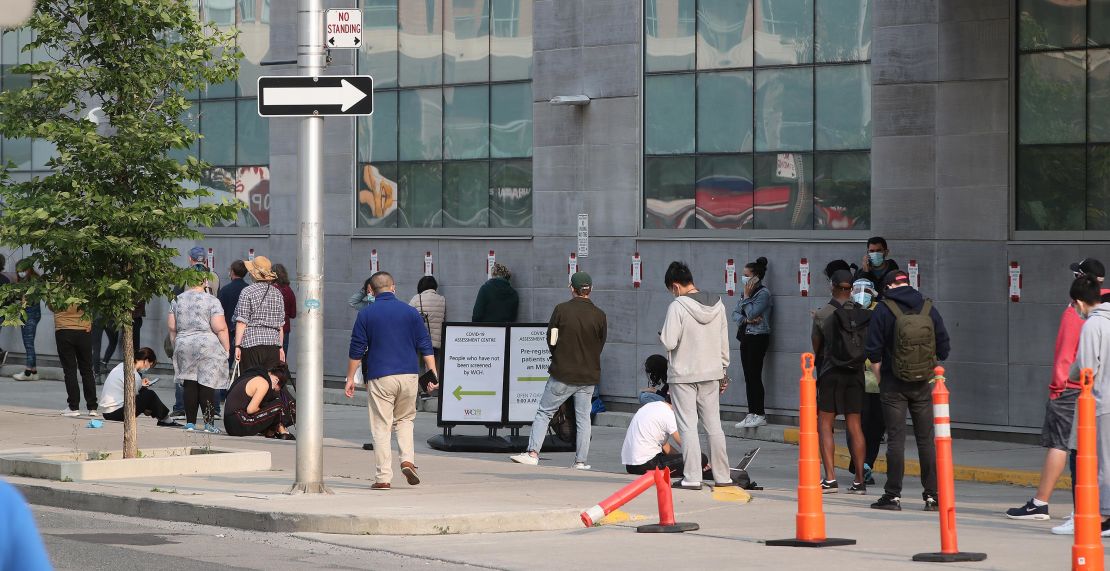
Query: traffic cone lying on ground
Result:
<box><xmin>912</xmin><ymin>367</ymin><xmax>986</xmax><ymax>563</ymax></box>
<box><xmin>767</xmin><ymin>353</ymin><xmax>855</xmax><ymax>548</ymax></box>
<box><xmin>1072</xmin><ymin>368</ymin><xmax>1103</xmax><ymax>571</ymax></box>
<box><xmin>580</xmin><ymin>471</ymin><xmax>656</xmax><ymax>527</ymax></box>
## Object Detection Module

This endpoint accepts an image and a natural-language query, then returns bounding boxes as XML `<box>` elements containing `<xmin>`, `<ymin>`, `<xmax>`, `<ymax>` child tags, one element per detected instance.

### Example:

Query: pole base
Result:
<box><xmin>287</xmin><ymin>482</ymin><xmax>334</xmax><ymax>495</ymax></box>
<box><xmin>912</xmin><ymin>552</ymin><xmax>987</xmax><ymax>563</ymax></box>
<box><xmin>362</xmin><ymin>442</ymin><xmax>374</xmax><ymax>450</ymax></box>
<box><xmin>637</xmin><ymin>522</ymin><xmax>700</xmax><ymax>533</ymax></box>
<box><xmin>766</xmin><ymin>537</ymin><xmax>857</xmax><ymax>548</ymax></box>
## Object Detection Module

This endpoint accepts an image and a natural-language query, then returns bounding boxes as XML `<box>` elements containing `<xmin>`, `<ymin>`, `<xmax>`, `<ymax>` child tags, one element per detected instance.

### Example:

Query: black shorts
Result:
<box><xmin>1042</xmin><ymin>388</ymin><xmax>1078</xmax><ymax>451</ymax></box>
<box><xmin>817</xmin><ymin>371</ymin><xmax>865</xmax><ymax>415</ymax></box>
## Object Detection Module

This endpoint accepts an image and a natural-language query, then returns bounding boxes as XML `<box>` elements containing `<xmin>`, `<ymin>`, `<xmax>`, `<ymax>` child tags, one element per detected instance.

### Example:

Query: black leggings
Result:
<box><xmin>626</xmin><ymin>452</ymin><xmax>711</xmax><ymax>481</ymax></box>
<box><xmin>103</xmin><ymin>388</ymin><xmax>169</xmax><ymax>422</ymax></box>
<box><xmin>740</xmin><ymin>334</ymin><xmax>770</xmax><ymax>416</ymax></box>
<box><xmin>848</xmin><ymin>392</ymin><xmax>886</xmax><ymax>472</ymax></box>
<box><xmin>183</xmin><ymin>380</ymin><xmax>216</xmax><ymax>425</ymax></box>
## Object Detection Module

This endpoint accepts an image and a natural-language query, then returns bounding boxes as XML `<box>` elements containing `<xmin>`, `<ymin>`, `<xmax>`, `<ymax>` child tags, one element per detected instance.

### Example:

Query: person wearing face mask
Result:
<box><xmin>733</xmin><ymin>257</ymin><xmax>772</xmax><ymax>429</ymax></box>
<box><xmin>847</xmin><ymin>274</ymin><xmax>884</xmax><ymax>486</ymax></box>
<box><xmin>862</xmin><ymin>237</ymin><xmax>899</xmax><ymax>289</ymax></box>
<box><xmin>98</xmin><ymin>347</ymin><xmax>180</xmax><ymax>426</ymax></box>
<box><xmin>1066</xmin><ymin>274</ymin><xmax>1110</xmax><ymax>536</ymax></box>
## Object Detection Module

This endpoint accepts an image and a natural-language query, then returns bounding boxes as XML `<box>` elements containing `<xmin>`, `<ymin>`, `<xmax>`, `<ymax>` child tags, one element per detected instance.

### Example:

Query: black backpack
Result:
<box><xmin>826</xmin><ymin>301</ymin><xmax>872</xmax><ymax>371</ymax></box>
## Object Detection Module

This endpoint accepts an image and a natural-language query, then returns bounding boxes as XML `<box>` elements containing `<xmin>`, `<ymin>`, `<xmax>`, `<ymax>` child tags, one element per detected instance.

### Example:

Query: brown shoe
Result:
<box><xmin>370</xmin><ymin>482</ymin><xmax>391</xmax><ymax>491</ymax></box>
<box><xmin>401</xmin><ymin>462</ymin><xmax>420</xmax><ymax>486</ymax></box>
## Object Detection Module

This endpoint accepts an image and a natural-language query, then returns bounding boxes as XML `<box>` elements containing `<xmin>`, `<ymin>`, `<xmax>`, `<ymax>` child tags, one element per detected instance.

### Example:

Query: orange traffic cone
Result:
<box><xmin>767</xmin><ymin>353</ymin><xmax>855</xmax><ymax>548</ymax></box>
<box><xmin>580</xmin><ymin>471</ymin><xmax>656</xmax><ymax>527</ymax></box>
<box><xmin>912</xmin><ymin>367</ymin><xmax>986</xmax><ymax>562</ymax></box>
<box><xmin>1073</xmin><ymin>368</ymin><xmax>1104</xmax><ymax>571</ymax></box>
<box><xmin>637</xmin><ymin>467</ymin><xmax>699</xmax><ymax>533</ymax></box>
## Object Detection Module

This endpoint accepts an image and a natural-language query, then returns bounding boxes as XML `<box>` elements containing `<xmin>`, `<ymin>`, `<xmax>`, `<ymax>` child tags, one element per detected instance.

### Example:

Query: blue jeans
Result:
<box><xmin>173</xmin><ymin>380</ymin><xmax>184</xmax><ymax>413</ymax></box>
<box><xmin>639</xmin><ymin>391</ymin><xmax>665</xmax><ymax>405</ymax></box>
<box><xmin>526</xmin><ymin>377</ymin><xmax>594</xmax><ymax>463</ymax></box>
<box><xmin>21</xmin><ymin>304</ymin><xmax>41</xmax><ymax>369</ymax></box>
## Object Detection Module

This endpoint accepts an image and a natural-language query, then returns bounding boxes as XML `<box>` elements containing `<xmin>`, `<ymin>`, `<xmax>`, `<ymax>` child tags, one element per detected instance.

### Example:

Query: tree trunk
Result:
<box><xmin>122</xmin><ymin>319</ymin><xmax>138</xmax><ymax>459</ymax></box>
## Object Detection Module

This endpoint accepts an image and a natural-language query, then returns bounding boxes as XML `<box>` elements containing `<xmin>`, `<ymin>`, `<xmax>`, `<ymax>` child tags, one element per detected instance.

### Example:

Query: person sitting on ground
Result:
<box><xmin>639</xmin><ymin>354</ymin><xmax>671</xmax><ymax>405</ymax></box>
<box><xmin>223</xmin><ymin>363</ymin><xmax>296</xmax><ymax>440</ymax></box>
<box><xmin>624</xmin><ymin>384</ymin><xmax>711</xmax><ymax>479</ymax></box>
<box><xmin>98</xmin><ymin>347</ymin><xmax>180</xmax><ymax>426</ymax></box>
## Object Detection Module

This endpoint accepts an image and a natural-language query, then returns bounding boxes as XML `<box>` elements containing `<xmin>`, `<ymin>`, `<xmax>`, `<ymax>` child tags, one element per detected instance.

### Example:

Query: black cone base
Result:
<box><xmin>766</xmin><ymin>537</ymin><xmax>857</xmax><ymax>548</ymax></box>
<box><xmin>362</xmin><ymin>442</ymin><xmax>373</xmax><ymax>450</ymax></box>
<box><xmin>912</xmin><ymin>552</ymin><xmax>987</xmax><ymax>563</ymax></box>
<box><xmin>637</xmin><ymin>522</ymin><xmax>700</xmax><ymax>533</ymax></box>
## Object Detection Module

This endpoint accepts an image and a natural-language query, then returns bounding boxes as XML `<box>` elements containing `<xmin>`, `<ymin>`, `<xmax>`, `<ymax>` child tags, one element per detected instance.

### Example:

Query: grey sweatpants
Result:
<box><xmin>1099</xmin><ymin>414</ymin><xmax>1110</xmax><ymax>516</ymax></box>
<box><xmin>669</xmin><ymin>381</ymin><xmax>731</xmax><ymax>484</ymax></box>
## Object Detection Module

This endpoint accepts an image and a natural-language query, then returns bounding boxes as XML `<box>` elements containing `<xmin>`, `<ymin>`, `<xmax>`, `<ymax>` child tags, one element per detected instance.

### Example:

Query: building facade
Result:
<box><xmin>0</xmin><ymin>0</ymin><xmax>1104</xmax><ymax>435</ymax></box>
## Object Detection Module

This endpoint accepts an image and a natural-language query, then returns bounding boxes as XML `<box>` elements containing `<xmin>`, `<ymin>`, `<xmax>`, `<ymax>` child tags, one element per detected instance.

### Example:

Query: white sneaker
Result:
<box><xmin>1052</xmin><ymin>513</ymin><xmax>1075</xmax><ymax>535</ymax></box>
<box><xmin>573</xmin><ymin>462</ymin><xmax>591</xmax><ymax>470</ymax></box>
<box><xmin>13</xmin><ymin>371</ymin><xmax>38</xmax><ymax>381</ymax></box>
<box><xmin>60</xmin><ymin>409</ymin><xmax>80</xmax><ymax>417</ymax></box>
<box><xmin>735</xmin><ymin>413</ymin><xmax>754</xmax><ymax>428</ymax></box>
<box><xmin>510</xmin><ymin>453</ymin><xmax>539</xmax><ymax>466</ymax></box>
<box><xmin>87</xmin><ymin>410</ymin><xmax>99</xmax><ymax>418</ymax></box>
<box><xmin>749</xmin><ymin>414</ymin><xmax>767</xmax><ymax>428</ymax></box>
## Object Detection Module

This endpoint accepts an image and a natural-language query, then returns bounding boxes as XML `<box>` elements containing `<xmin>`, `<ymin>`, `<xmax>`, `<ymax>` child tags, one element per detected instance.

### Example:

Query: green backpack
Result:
<box><xmin>883</xmin><ymin>298</ymin><xmax>937</xmax><ymax>382</ymax></box>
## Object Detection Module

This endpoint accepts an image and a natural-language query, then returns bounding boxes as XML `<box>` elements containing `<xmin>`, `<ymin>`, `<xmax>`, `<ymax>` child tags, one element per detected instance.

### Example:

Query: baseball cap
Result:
<box><xmin>1070</xmin><ymin>258</ymin><xmax>1106</xmax><ymax>278</ymax></box>
<box><xmin>881</xmin><ymin>270</ymin><xmax>910</xmax><ymax>290</ymax></box>
<box><xmin>188</xmin><ymin>246</ymin><xmax>206</xmax><ymax>261</ymax></box>
<box><xmin>570</xmin><ymin>271</ymin><xmax>592</xmax><ymax>290</ymax></box>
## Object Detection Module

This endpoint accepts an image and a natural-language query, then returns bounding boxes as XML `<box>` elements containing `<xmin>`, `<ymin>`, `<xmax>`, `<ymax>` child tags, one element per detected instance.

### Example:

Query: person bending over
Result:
<box><xmin>223</xmin><ymin>363</ymin><xmax>296</xmax><ymax>440</ymax></box>
<box><xmin>99</xmin><ymin>347</ymin><xmax>179</xmax><ymax>427</ymax></box>
<box><xmin>639</xmin><ymin>354</ymin><xmax>670</xmax><ymax>405</ymax></box>
<box><xmin>622</xmin><ymin>395</ymin><xmax>711</xmax><ymax>481</ymax></box>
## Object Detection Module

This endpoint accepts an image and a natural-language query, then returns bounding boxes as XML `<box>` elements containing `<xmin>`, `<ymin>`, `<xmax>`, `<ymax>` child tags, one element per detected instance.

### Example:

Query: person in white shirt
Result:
<box><xmin>621</xmin><ymin>398</ymin><xmax>710</xmax><ymax>480</ymax></box>
<box><xmin>99</xmin><ymin>347</ymin><xmax>179</xmax><ymax>427</ymax></box>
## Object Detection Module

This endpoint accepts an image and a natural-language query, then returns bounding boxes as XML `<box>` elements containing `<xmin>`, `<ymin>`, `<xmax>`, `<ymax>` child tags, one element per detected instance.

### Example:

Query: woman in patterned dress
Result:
<box><xmin>169</xmin><ymin>273</ymin><xmax>231</xmax><ymax>433</ymax></box>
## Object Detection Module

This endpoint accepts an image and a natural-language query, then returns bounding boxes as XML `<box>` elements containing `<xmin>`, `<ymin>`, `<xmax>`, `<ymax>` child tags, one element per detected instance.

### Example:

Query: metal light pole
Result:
<box><xmin>290</xmin><ymin>0</ymin><xmax>330</xmax><ymax>495</ymax></box>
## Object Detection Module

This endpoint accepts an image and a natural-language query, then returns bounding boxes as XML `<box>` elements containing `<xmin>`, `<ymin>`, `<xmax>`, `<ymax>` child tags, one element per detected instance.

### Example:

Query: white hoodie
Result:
<box><xmin>660</xmin><ymin>291</ymin><xmax>730</xmax><ymax>384</ymax></box>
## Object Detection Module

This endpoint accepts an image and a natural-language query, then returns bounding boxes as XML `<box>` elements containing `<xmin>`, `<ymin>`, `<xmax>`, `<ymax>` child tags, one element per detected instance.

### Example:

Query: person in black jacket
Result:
<box><xmin>865</xmin><ymin>270</ymin><xmax>950</xmax><ymax>512</ymax></box>
<box><xmin>472</xmin><ymin>263</ymin><xmax>519</xmax><ymax>322</ymax></box>
<box><xmin>862</xmin><ymin>236</ymin><xmax>900</xmax><ymax>288</ymax></box>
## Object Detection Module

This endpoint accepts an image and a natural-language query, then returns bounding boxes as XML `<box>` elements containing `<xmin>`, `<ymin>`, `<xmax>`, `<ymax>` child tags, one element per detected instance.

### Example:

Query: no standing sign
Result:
<box><xmin>326</xmin><ymin>9</ymin><xmax>362</xmax><ymax>48</ymax></box>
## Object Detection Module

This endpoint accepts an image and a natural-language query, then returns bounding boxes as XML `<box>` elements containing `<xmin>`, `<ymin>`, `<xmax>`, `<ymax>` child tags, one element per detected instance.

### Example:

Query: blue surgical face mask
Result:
<box><xmin>868</xmin><ymin>251</ymin><xmax>885</xmax><ymax>266</ymax></box>
<box><xmin>852</xmin><ymin>292</ymin><xmax>872</xmax><ymax>307</ymax></box>
<box><xmin>740</xmin><ymin>275</ymin><xmax>751</xmax><ymax>287</ymax></box>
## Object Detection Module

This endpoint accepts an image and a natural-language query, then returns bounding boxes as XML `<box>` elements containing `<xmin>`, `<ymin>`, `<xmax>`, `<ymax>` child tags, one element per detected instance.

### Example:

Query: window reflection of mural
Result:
<box><xmin>199</xmin><ymin>166</ymin><xmax>270</xmax><ymax>228</ymax></box>
<box><xmin>357</xmin><ymin>163</ymin><xmax>400</xmax><ymax>227</ymax></box>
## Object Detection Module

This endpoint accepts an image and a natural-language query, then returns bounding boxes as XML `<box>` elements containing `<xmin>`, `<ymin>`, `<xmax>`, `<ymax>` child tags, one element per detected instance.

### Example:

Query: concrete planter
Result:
<box><xmin>0</xmin><ymin>447</ymin><xmax>271</xmax><ymax>482</ymax></box>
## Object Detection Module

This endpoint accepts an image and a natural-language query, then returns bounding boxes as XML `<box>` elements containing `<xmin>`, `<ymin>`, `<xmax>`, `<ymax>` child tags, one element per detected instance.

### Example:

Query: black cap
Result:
<box><xmin>1070</xmin><ymin>258</ymin><xmax>1106</xmax><ymax>278</ymax></box>
<box><xmin>881</xmin><ymin>270</ymin><xmax>910</xmax><ymax>290</ymax></box>
<box><xmin>830</xmin><ymin>269</ymin><xmax>854</xmax><ymax>286</ymax></box>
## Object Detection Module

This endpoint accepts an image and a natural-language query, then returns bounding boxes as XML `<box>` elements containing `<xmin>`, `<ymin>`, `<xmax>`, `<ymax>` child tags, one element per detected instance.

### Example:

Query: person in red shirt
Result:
<box><xmin>1005</xmin><ymin>258</ymin><xmax>1110</xmax><ymax>533</ymax></box>
<box><xmin>273</xmin><ymin>264</ymin><xmax>297</xmax><ymax>354</ymax></box>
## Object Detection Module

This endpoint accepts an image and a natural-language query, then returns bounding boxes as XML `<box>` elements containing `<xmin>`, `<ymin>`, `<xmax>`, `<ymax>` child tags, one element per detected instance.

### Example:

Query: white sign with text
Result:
<box><xmin>506</xmin><ymin>326</ymin><xmax>552</xmax><ymax>422</ymax></box>
<box><xmin>440</xmin><ymin>325</ymin><xmax>506</xmax><ymax>423</ymax></box>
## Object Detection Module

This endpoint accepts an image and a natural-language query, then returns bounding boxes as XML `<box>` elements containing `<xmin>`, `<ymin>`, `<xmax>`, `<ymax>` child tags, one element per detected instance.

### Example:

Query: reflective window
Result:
<box><xmin>444</xmin><ymin>85</ymin><xmax>489</xmax><ymax>159</ymax></box>
<box><xmin>1019</xmin><ymin>0</ymin><xmax>1086</xmax><ymax>50</ymax></box>
<box><xmin>490</xmin><ymin>159</ymin><xmax>532</xmax><ymax>227</ymax></box>
<box><xmin>490</xmin><ymin>82</ymin><xmax>532</xmax><ymax>157</ymax></box>
<box><xmin>1088</xmin><ymin>145</ymin><xmax>1110</xmax><ymax>230</ymax></box>
<box><xmin>1089</xmin><ymin>49</ymin><xmax>1110</xmax><ymax>143</ymax></box>
<box><xmin>399</xmin><ymin>0</ymin><xmax>443</xmax><ymax>87</ymax></box>
<box><xmin>491</xmin><ymin>0</ymin><xmax>533</xmax><ymax>80</ymax></box>
<box><xmin>357</xmin><ymin>91</ymin><xmax>398</xmax><ymax>163</ymax></box>
<box><xmin>1019</xmin><ymin>51</ymin><xmax>1085</xmax><ymax>144</ymax></box>
<box><xmin>357</xmin><ymin>163</ymin><xmax>400</xmax><ymax>228</ymax></box>
<box><xmin>445</xmin><ymin>0</ymin><xmax>490</xmax><ymax>84</ymax></box>
<box><xmin>1017</xmin><ymin>146</ymin><xmax>1085</xmax><ymax>231</ymax></box>
<box><xmin>398</xmin><ymin>161</ymin><xmax>444</xmax><ymax>227</ymax></box>
<box><xmin>443</xmin><ymin>161</ymin><xmax>490</xmax><ymax>227</ymax></box>
<box><xmin>644</xmin><ymin>0</ymin><xmax>869</xmax><ymax>232</ymax></box>
<box><xmin>200</xmin><ymin>100</ymin><xmax>235</xmax><ymax>166</ymax></box>
<box><xmin>361</xmin><ymin>0</ymin><xmax>399</xmax><ymax>88</ymax></box>
<box><xmin>399</xmin><ymin>88</ymin><xmax>443</xmax><ymax>161</ymax></box>
<box><xmin>236</xmin><ymin>99</ymin><xmax>268</xmax><ymax>165</ymax></box>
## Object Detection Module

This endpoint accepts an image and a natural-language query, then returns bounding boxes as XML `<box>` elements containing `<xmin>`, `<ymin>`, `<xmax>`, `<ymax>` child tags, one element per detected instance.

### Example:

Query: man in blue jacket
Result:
<box><xmin>344</xmin><ymin>272</ymin><xmax>439</xmax><ymax>490</ymax></box>
<box><xmin>865</xmin><ymin>270</ymin><xmax>950</xmax><ymax>512</ymax></box>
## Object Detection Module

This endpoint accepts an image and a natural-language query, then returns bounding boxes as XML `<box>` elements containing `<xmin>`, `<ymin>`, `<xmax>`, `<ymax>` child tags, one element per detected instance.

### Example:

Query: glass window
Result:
<box><xmin>358</xmin><ymin>90</ymin><xmax>398</xmax><ymax>163</ymax></box>
<box><xmin>443</xmin><ymin>160</ymin><xmax>490</xmax><ymax>227</ymax></box>
<box><xmin>357</xmin><ymin>162</ymin><xmax>400</xmax><ymax>227</ymax></box>
<box><xmin>814</xmin><ymin>152</ymin><xmax>869</xmax><ymax>230</ymax></box>
<box><xmin>236</xmin><ymin>99</ymin><xmax>268</xmax><ymax>165</ymax></box>
<box><xmin>1089</xmin><ymin>145</ymin><xmax>1110</xmax><ymax>229</ymax></box>
<box><xmin>445</xmin><ymin>0</ymin><xmax>490</xmax><ymax>84</ymax></box>
<box><xmin>1016</xmin><ymin>146</ymin><xmax>1085</xmax><ymax>231</ymax></box>
<box><xmin>754</xmin><ymin>0</ymin><xmax>813</xmax><ymax>66</ymax></box>
<box><xmin>31</xmin><ymin>139</ymin><xmax>55</xmax><ymax>171</ymax></box>
<box><xmin>697</xmin><ymin>0</ymin><xmax>753</xmax><ymax>69</ymax></box>
<box><xmin>754</xmin><ymin>152</ymin><xmax>813</xmax><ymax>229</ymax></box>
<box><xmin>755</xmin><ymin>67</ymin><xmax>813</xmax><ymax>151</ymax></box>
<box><xmin>697</xmin><ymin>71</ymin><xmax>753</xmax><ymax>153</ymax></box>
<box><xmin>3</xmin><ymin>138</ymin><xmax>30</xmax><ymax>170</ymax></box>
<box><xmin>237</xmin><ymin>0</ymin><xmax>270</xmax><ymax>96</ymax></box>
<box><xmin>1019</xmin><ymin>51</ymin><xmax>1085</xmax><ymax>145</ymax></box>
<box><xmin>1093</xmin><ymin>0</ymin><xmax>1110</xmax><ymax>46</ymax></box>
<box><xmin>1018</xmin><ymin>0</ymin><xmax>1086</xmax><ymax>50</ymax></box>
<box><xmin>816</xmin><ymin>64</ymin><xmax>870</xmax><ymax>150</ymax></box>
<box><xmin>695</xmin><ymin>155</ymin><xmax>754</xmax><ymax>229</ymax></box>
<box><xmin>645</xmin><ymin>156</ymin><xmax>695</xmax><ymax>229</ymax></box>
<box><xmin>1090</xmin><ymin>49</ymin><xmax>1110</xmax><ymax>142</ymax></box>
<box><xmin>169</xmin><ymin>103</ymin><xmax>200</xmax><ymax>164</ymax></box>
<box><xmin>398</xmin><ymin>161</ymin><xmax>443</xmax><ymax>227</ymax></box>
<box><xmin>444</xmin><ymin>85</ymin><xmax>489</xmax><ymax>159</ymax></box>
<box><xmin>815</xmin><ymin>0</ymin><xmax>870</xmax><ymax>62</ymax></box>
<box><xmin>491</xmin><ymin>82</ymin><xmax>532</xmax><ymax>157</ymax></box>
<box><xmin>645</xmin><ymin>0</ymin><xmax>696</xmax><ymax>72</ymax></box>
<box><xmin>400</xmin><ymin>0</ymin><xmax>443</xmax><ymax>87</ymax></box>
<box><xmin>645</xmin><ymin>74</ymin><xmax>695</xmax><ymax>155</ymax></box>
<box><xmin>200</xmin><ymin>100</ymin><xmax>236</xmax><ymax>165</ymax></box>
<box><xmin>491</xmin><ymin>0</ymin><xmax>532</xmax><ymax>80</ymax></box>
<box><xmin>490</xmin><ymin>159</ymin><xmax>532</xmax><ymax>227</ymax></box>
<box><xmin>399</xmin><ymin>87</ymin><xmax>443</xmax><ymax>160</ymax></box>
<box><xmin>361</xmin><ymin>0</ymin><xmax>399</xmax><ymax>88</ymax></box>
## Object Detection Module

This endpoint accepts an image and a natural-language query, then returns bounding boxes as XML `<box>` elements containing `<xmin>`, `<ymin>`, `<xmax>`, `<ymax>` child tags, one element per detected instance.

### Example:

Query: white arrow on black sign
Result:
<box><xmin>256</xmin><ymin>75</ymin><xmax>374</xmax><ymax>117</ymax></box>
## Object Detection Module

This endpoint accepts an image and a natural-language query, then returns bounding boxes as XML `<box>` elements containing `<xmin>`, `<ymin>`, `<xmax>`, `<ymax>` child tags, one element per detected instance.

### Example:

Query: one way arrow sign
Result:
<box><xmin>256</xmin><ymin>75</ymin><xmax>374</xmax><ymax>117</ymax></box>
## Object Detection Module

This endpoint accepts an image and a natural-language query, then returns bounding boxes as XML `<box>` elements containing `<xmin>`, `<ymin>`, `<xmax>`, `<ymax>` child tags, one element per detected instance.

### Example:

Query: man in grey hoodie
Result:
<box><xmin>1067</xmin><ymin>274</ymin><xmax>1110</xmax><ymax>534</ymax></box>
<box><xmin>660</xmin><ymin>261</ymin><xmax>732</xmax><ymax>490</ymax></box>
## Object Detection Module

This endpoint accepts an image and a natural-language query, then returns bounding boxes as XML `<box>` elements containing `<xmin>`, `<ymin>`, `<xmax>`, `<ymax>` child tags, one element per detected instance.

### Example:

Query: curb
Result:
<box><xmin>11</xmin><ymin>478</ymin><xmax>582</xmax><ymax>535</ymax></box>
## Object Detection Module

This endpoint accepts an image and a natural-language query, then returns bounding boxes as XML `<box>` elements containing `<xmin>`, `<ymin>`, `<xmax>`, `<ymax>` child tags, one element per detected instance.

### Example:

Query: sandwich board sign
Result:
<box><xmin>439</xmin><ymin>324</ymin><xmax>507</xmax><ymax>424</ymax></box>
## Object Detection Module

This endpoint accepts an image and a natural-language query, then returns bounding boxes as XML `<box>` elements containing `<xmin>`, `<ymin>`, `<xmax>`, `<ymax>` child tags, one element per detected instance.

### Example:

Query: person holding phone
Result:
<box><xmin>99</xmin><ymin>347</ymin><xmax>179</xmax><ymax>426</ymax></box>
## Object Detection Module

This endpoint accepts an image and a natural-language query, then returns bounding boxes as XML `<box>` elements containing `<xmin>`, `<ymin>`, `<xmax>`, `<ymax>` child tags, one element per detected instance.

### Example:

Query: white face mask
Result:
<box><xmin>741</xmin><ymin>275</ymin><xmax>752</xmax><ymax>287</ymax></box>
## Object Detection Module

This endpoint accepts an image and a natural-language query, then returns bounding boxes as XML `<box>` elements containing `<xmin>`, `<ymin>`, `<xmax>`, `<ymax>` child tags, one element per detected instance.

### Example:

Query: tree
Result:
<box><xmin>0</xmin><ymin>0</ymin><xmax>242</xmax><ymax>458</ymax></box>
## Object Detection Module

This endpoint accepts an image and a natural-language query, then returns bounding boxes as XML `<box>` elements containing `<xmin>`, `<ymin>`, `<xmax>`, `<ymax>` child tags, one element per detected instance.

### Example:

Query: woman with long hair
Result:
<box><xmin>733</xmin><ymin>256</ymin><xmax>772</xmax><ymax>428</ymax></box>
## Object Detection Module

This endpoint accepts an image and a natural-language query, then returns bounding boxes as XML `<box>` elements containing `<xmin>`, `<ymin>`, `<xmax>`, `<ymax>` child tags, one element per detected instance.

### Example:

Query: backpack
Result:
<box><xmin>826</xmin><ymin>302</ymin><xmax>871</xmax><ymax>371</ymax></box>
<box><xmin>883</xmin><ymin>298</ymin><xmax>937</xmax><ymax>382</ymax></box>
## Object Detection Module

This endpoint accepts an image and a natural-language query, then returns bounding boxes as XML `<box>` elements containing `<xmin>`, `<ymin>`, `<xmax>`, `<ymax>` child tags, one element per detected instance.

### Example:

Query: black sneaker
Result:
<box><xmin>924</xmin><ymin>494</ymin><xmax>939</xmax><ymax>512</ymax></box>
<box><xmin>821</xmin><ymin>479</ymin><xmax>838</xmax><ymax>494</ymax></box>
<box><xmin>871</xmin><ymin>494</ymin><xmax>902</xmax><ymax>511</ymax></box>
<box><xmin>848</xmin><ymin>482</ymin><xmax>867</xmax><ymax>495</ymax></box>
<box><xmin>1101</xmin><ymin>518</ymin><xmax>1110</xmax><ymax>537</ymax></box>
<box><xmin>1005</xmin><ymin>499</ymin><xmax>1050</xmax><ymax>520</ymax></box>
<box><xmin>157</xmin><ymin>419</ymin><xmax>183</xmax><ymax>428</ymax></box>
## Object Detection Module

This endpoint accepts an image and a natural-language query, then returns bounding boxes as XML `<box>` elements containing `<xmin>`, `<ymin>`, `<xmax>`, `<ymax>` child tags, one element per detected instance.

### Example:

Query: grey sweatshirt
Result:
<box><xmin>1069</xmin><ymin>303</ymin><xmax>1110</xmax><ymax>416</ymax></box>
<box><xmin>660</xmin><ymin>291</ymin><xmax>730</xmax><ymax>384</ymax></box>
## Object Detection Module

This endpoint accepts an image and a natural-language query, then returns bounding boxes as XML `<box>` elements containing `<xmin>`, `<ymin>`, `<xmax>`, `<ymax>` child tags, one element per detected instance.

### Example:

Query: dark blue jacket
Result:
<box><xmin>217</xmin><ymin>278</ymin><xmax>249</xmax><ymax>322</ymax></box>
<box><xmin>865</xmin><ymin>285</ymin><xmax>950</xmax><ymax>385</ymax></box>
<box><xmin>348</xmin><ymin>292</ymin><xmax>434</xmax><ymax>379</ymax></box>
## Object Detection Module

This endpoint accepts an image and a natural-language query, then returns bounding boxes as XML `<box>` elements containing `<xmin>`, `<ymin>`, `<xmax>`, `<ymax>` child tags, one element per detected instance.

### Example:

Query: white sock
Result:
<box><xmin>1032</xmin><ymin>498</ymin><xmax>1048</xmax><ymax>507</ymax></box>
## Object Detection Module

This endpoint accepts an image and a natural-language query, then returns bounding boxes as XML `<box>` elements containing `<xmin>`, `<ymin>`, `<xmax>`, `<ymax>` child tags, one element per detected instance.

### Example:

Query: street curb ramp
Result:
<box><xmin>12</xmin><ymin>479</ymin><xmax>583</xmax><ymax>535</ymax></box>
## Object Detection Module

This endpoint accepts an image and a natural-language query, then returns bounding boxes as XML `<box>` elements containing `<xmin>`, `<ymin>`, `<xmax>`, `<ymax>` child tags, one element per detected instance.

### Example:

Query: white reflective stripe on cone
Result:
<box><xmin>933</xmin><ymin>403</ymin><xmax>950</xmax><ymax>418</ymax></box>
<box><xmin>935</xmin><ymin>424</ymin><xmax>951</xmax><ymax>438</ymax></box>
<box><xmin>583</xmin><ymin>505</ymin><xmax>605</xmax><ymax>526</ymax></box>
